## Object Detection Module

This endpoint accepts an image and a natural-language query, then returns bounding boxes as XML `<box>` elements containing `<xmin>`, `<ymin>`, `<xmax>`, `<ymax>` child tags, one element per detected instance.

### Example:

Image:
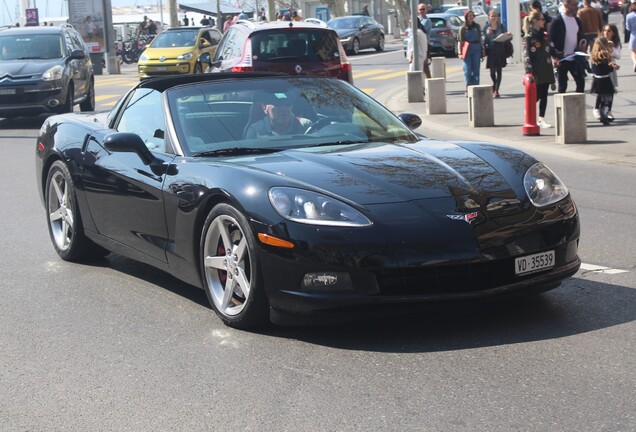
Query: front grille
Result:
<box><xmin>0</xmin><ymin>90</ymin><xmax>58</xmax><ymax>105</ymax></box>
<box><xmin>375</xmin><ymin>259</ymin><xmax>520</xmax><ymax>296</ymax></box>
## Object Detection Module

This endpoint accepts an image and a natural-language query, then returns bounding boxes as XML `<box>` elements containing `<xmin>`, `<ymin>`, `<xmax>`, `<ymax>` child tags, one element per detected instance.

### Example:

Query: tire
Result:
<box><xmin>350</xmin><ymin>38</ymin><xmax>360</xmax><ymax>55</ymax></box>
<box><xmin>45</xmin><ymin>161</ymin><xmax>108</xmax><ymax>261</ymax></box>
<box><xmin>79</xmin><ymin>79</ymin><xmax>95</xmax><ymax>112</ymax></box>
<box><xmin>194</xmin><ymin>63</ymin><xmax>203</xmax><ymax>74</ymax></box>
<box><xmin>59</xmin><ymin>83</ymin><xmax>73</xmax><ymax>114</ymax></box>
<box><xmin>200</xmin><ymin>203</ymin><xmax>268</xmax><ymax>329</ymax></box>
<box><xmin>375</xmin><ymin>34</ymin><xmax>385</xmax><ymax>52</ymax></box>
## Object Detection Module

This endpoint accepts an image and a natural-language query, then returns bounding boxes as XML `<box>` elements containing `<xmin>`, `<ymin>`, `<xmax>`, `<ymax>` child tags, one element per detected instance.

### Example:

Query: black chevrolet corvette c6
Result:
<box><xmin>35</xmin><ymin>73</ymin><xmax>580</xmax><ymax>329</ymax></box>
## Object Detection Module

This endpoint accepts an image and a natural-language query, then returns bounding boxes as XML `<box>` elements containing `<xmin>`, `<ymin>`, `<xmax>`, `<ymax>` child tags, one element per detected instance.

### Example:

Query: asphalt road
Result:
<box><xmin>0</xmin><ymin>36</ymin><xmax>634</xmax><ymax>431</ymax></box>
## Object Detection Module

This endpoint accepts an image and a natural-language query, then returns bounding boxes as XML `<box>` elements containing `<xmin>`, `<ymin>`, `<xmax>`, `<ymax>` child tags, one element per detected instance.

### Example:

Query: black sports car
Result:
<box><xmin>35</xmin><ymin>74</ymin><xmax>580</xmax><ymax>329</ymax></box>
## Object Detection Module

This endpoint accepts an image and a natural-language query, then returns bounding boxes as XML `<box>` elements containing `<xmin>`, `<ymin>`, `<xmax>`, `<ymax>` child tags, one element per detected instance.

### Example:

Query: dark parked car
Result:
<box><xmin>203</xmin><ymin>21</ymin><xmax>352</xmax><ymax>84</ymax></box>
<box><xmin>35</xmin><ymin>74</ymin><xmax>581</xmax><ymax>329</ymax></box>
<box><xmin>327</xmin><ymin>15</ymin><xmax>385</xmax><ymax>55</ymax></box>
<box><xmin>403</xmin><ymin>13</ymin><xmax>463</xmax><ymax>57</ymax></box>
<box><xmin>0</xmin><ymin>24</ymin><xmax>95</xmax><ymax>117</ymax></box>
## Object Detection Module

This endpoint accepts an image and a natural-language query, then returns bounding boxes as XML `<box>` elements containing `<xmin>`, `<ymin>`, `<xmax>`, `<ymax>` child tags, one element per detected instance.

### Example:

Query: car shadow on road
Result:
<box><xmin>79</xmin><ymin>253</ymin><xmax>635</xmax><ymax>354</ymax></box>
<box><xmin>262</xmin><ymin>277</ymin><xmax>636</xmax><ymax>353</ymax></box>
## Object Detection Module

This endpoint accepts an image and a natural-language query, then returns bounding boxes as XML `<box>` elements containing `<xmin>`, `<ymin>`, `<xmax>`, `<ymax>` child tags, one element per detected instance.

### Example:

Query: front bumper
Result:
<box><xmin>0</xmin><ymin>79</ymin><xmax>66</xmax><ymax>116</ymax></box>
<box><xmin>138</xmin><ymin>61</ymin><xmax>193</xmax><ymax>78</ymax></box>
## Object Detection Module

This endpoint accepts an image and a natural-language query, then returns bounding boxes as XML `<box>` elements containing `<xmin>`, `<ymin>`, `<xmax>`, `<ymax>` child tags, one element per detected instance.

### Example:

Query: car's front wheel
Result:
<box><xmin>59</xmin><ymin>83</ymin><xmax>73</xmax><ymax>114</ymax></box>
<box><xmin>201</xmin><ymin>203</ymin><xmax>268</xmax><ymax>329</ymax></box>
<box><xmin>45</xmin><ymin>161</ymin><xmax>107</xmax><ymax>261</ymax></box>
<box><xmin>376</xmin><ymin>34</ymin><xmax>385</xmax><ymax>51</ymax></box>
<box><xmin>194</xmin><ymin>63</ymin><xmax>203</xmax><ymax>74</ymax></box>
<box><xmin>79</xmin><ymin>79</ymin><xmax>95</xmax><ymax>112</ymax></box>
<box><xmin>350</xmin><ymin>38</ymin><xmax>360</xmax><ymax>55</ymax></box>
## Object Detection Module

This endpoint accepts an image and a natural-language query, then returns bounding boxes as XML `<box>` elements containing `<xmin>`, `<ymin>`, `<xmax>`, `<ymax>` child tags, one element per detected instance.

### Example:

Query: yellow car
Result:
<box><xmin>138</xmin><ymin>27</ymin><xmax>222</xmax><ymax>79</ymax></box>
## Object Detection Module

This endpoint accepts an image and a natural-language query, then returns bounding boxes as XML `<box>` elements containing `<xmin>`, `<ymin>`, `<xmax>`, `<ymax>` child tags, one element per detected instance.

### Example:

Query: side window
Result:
<box><xmin>209</xmin><ymin>29</ymin><xmax>222</xmax><ymax>45</ymax></box>
<box><xmin>70</xmin><ymin>31</ymin><xmax>85</xmax><ymax>51</ymax></box>
<box><xmin>64</xmin><ymin>32</ymin><xmax>74</xmax><ymax>55</ymax></box>
<box><xmin>115</xmin><ymin>89</ymin><xmax>166</xmax><ymax>153</ymax></box>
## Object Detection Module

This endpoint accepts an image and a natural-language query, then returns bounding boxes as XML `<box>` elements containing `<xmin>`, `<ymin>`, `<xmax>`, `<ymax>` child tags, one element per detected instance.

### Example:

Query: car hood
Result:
<box><xmin>0</xmin><ymin>59</ymin><xmax>62</xmax><ymax>76</ymax></box>
<box><xmin>333</xmin><ymin>29</ymin><xmax>359</xmax><ymax>38</ymax></box>
<box><xmin>230</xmin><ymin>140</ymin><xmax>530</xmax><ymax>205</ymax></box>
<box><xmin>142</xmin><ymin>47</ymin><xmax>194</xmax><ymax>60</ymax></box>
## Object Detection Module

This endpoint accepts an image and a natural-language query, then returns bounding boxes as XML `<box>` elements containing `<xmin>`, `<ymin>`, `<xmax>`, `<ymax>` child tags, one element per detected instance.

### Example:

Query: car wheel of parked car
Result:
<box><xmin>79</xmin><ymin>79</ymin><xmax>95</xmax><ymax>112</ymax></box>
<box><xmin>376</xmin><ymin>34</ymin><xmax>385</xmax><ymax>51</ymax></box>
<box><xmin>45</xmin><ymin>161</ymin><xmax>107</xmax><ymax>261</ymax></box>
<box><xmin>194</xmin><ymin>63</ymin><xmax>203</xmax><ymax>74</ymax></box>
<box><xmin>351</xmin><ymin>38</ymin><xmax>360</xmax><ymax>55</ymax></box>
<box><xmin>201</xmin><ymin>203</ymin><xmax>268</xmax><ymax>329</ymax></box>
<box><xmin>59</xmin><ymin>83</ymin><xmax>74</xmax><ymax>114</ymax></box>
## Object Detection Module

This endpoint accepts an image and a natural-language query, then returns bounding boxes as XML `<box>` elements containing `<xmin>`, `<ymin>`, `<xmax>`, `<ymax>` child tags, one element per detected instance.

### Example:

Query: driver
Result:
<box><xmin>244</xmin><ymin>93</ymin><xmax>311</xmax><ymax>139</ymax></box>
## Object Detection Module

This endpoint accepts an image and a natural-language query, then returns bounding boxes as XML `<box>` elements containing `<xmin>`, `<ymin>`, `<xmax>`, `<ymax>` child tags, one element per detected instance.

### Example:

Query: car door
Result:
<box><xmin>81</xmin><ymin>88</ymin><xmax>175</xmax><ymax>263</ymax></box>
<box><xmin>65</xmin><ymin>30</ymin><xmax>89</xmax><ymax>99</ymax></box>
<box><xmin>360</xmin><ymin>17</ymin><xmax>374</xmax><ymax>49</ymax></box>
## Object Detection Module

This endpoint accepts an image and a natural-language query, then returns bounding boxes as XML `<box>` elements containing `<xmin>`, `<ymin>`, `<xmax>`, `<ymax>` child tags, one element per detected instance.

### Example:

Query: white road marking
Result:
<box><xmin>580</xmin><ymin>263</ymin><xmax>629</xmax><ymax>275</ymax></box>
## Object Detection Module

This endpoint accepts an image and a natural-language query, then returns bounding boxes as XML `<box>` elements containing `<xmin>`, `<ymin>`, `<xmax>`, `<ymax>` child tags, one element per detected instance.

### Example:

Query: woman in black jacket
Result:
<box><xmin>523</xmin><ymin>11</ymin><xmax>558</xmax><ymax>128</ymax></box>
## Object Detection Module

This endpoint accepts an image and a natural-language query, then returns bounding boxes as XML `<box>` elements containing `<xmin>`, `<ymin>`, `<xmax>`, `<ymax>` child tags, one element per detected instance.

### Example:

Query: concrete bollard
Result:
<box><xmin>406</xmin><ymin>71</ymin><xmax>424</xmax><ymax>102</ymax></box>
<box><xmin>468</xmin><ymin>85</ymin><xmax>494</xmax><ymax>127</ymax></box>
<box><xmin>554</xmin><ymin>93</ymin><xmax>587</xmax><ymax>144</ymax></box>
<box><xmin>426</xmin><ymin>78</ymin><xmax>447</xmax><ymax>115</ymax></box>
<box><xmin>431</xmin><ymin>57</ymin><xmax>445</xmax><ymax>79</ymax></box>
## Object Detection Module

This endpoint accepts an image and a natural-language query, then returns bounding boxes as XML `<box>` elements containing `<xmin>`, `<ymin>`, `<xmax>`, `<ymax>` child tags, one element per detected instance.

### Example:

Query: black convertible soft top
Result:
<box><xmin>137</xmin><ymin>72</ymin><xmax>287</xmax><ymax>92</ymax></box>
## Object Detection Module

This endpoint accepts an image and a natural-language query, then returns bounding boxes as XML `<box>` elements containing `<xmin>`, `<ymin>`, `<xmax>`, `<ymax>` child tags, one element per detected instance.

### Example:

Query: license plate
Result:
<box><xmin>515</xmin><ymin>250</ymin><xmax>555</xmax><ymax>276</ymax></box>
<box><xmin>155</xmin><ymin>66</ymin><xmax>167</xmax><ymax>71</ymax></box>
<box><xmin>0</xmin><ymin>88</ymin><xmax>16</xmax><ymax>95</ymax></box>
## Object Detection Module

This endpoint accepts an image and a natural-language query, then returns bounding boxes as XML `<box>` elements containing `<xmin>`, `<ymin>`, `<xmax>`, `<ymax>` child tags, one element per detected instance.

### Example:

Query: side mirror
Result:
<box><xmin>397</xmin><ymin>113</ymin><xmax>422</xmax><ymax>130</ymax></box>
<box><xmin>199</xmin><ymin>52</ymin><xmax>211</xmax><ymax>65</ymax></box>
<box><xmin>104</xmin><ymin>132</ymin><xmax>157</xmax><ymax>165</ymax></box>
<box><xmin>70</xmin><ymin>49</ymin><xmax>85</xmax><ymax>60</ymax></box>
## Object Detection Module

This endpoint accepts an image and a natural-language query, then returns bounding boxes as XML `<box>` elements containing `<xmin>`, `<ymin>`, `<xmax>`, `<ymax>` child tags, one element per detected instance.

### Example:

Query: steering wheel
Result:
<box><xmin>304</xmin><ymin>117</ymin><xmax>344</xmax><ymax>134</ymax></box>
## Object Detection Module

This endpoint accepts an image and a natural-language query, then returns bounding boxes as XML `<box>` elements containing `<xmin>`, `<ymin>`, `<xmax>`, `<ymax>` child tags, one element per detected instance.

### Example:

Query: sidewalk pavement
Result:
<box><xmin>380</xmin><ymin>51</ymin><xmax>636</xmax><ymax>167</ymax></box>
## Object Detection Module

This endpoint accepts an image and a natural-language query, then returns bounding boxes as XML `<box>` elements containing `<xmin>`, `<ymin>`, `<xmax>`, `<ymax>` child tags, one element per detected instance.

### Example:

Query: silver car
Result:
<box><xmin>403</xmin><ymin>13</ymin><xmax>463</xmax><ymax>58</ymax></box>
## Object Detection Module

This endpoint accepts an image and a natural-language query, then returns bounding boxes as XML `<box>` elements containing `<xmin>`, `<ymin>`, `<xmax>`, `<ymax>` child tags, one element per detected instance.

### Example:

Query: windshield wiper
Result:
<box><xmin>192</xmin><ymin>147</ymin><xmax>281</xmax><ymax>157</ymax></box>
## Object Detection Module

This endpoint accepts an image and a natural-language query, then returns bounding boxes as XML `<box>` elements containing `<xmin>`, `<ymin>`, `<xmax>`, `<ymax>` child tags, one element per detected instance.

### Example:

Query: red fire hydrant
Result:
<box><xmin>522</xmin><ymin>74</ymin><xmax>540</xmax><ymax>136</ymax></box>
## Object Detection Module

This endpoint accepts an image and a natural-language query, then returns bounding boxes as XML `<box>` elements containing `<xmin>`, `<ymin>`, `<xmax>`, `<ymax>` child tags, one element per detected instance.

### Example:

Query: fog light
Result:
<box><xmin>301</xmin><ymin>272</ymin><xmax>353</xmax><ymax>292</ymax></box>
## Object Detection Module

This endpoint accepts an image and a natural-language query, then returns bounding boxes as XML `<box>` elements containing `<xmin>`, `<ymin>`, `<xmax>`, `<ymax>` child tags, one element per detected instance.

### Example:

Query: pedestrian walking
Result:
<box><xmin>458</xmin><ymin>9</ymin><xmax>484</xmax><ymax>94</ymax></box>
<box><xmin>549</xmin><ymin>0</ymin><xmax>587</xmax><ymax>93</ymax></box>
<box><xmin>483</xmin><ymin>10</ymin><xmax>510</xmax><ymax>97</ymax></box>
<box><xmin>523</xmin><ymin>11</ymin><xmax>557</xmax><ymax>129</ymax></box>
<box><xmin>223</xmin><ymin>15</ymin><xmax>233</xmax><ymax>32</ymax></box>
<box><xmin>531</xmin><ymin>0</ymin><xmax>552</xmax><ymax>32</ymax></box>
<box><xmin>627</xmin><ymin>2</ymin><xmax>636</xmax><ymax>71</ymax></box>
<box><xmin>578</xmin><ymin>0</ymin><xmax>603</xmax><ymax>48</ymax></box>
<box><xmin>590</xmin><ymin>36</ymin><xmax>619</xmax><ymax>124</ymax></box>
<box><xmin>183</xmin><ymin>14</ymin><xmax>189</xmax><ymax>27</ymax></box>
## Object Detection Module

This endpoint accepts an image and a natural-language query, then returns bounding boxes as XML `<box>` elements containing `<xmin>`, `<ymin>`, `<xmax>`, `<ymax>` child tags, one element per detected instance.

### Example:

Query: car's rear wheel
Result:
<box><xmin>376</xmin><ymin>34</ymin><xmax>385</xmax><ymax>51</ymax></box>
<box><xmin>59</xmin><ymin>83</ymin><xmax>73</xmax><ymax>114</ymax></box>
<box><xmin>201</xmin><ymin>203</ymin><xmax>268</xmax><ymax>329</ymax></box>
<box><xmin>79</xmin><ymin>79</ymin><xmax>95</xmax><ymax>112</ymax></box>
<box><xmin>350</xmin><ymin>38</ymin><xmax>360</xmax><ymax>55</ymax></box>
<box><xmin>45</xmin><ymin>161</ymin><xmax>108</xmax><ymax>261</ymax></box>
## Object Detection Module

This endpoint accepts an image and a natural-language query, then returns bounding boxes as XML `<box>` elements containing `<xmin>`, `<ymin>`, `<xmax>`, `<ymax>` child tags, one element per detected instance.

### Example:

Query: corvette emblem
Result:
<box><xmin>447</xmin><ymin>212</ymin><xmax>479</xmax><ymax>224</ymax></box>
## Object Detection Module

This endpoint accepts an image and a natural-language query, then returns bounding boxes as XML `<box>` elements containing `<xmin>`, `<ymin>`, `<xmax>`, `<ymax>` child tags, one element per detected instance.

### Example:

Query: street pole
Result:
<box><xmin>103</xmin><ymin>0</ymin><xmax>120</xmax><ymax>74</ymax></box>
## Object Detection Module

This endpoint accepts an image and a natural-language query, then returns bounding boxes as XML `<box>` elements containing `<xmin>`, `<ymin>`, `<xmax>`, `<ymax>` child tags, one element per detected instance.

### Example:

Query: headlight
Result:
<box><xmin>42</xmin><ymin>65</ymin><xmax>64</xmax><ymax>81</ymax></box>
<box><xmin>523</xmin><ymin>162</ymin><xmax>569</xmax><ymax>207</ymax></box>
<box><xmin>269</xmin><ymin>187</ymin><xmax>372</xmax><ymax>227</ymax></box>
<box><xmin>139</xmin><ymin>54</ymin><xmax>148</xmax><ymax>61</ymax></box>
<box><xmin>177</xmin><ymin>53</ymin><xmax>193</xmax><ymax>60</ymax></box>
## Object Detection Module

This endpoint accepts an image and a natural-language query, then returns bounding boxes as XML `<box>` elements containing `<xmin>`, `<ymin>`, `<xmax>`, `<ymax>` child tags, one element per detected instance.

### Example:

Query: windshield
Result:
<box><xmin>0</xmin><ymin>34</ymin><xmax>63</xmax><ymax>60</ymax></box>
<box><xmin>167</xmin><ymin>77</ymin><xmax>418</xmax><ymax>156</ymax></box>
<box><xmin>150</xmin><ymin>30</ymin><xmax>198</xmax><ymax>48</ymax></box>
<box><xmin>327</xmin><ymin>18</ymin><xmax>360</xmax><ymax>29</ymax></box>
